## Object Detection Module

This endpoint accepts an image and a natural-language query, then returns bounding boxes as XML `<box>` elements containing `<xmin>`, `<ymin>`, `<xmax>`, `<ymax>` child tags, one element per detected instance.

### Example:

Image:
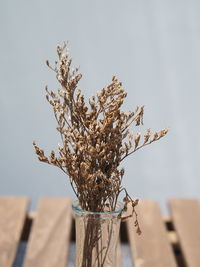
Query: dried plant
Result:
<box><xmin>33</xmin><ymin>43</ymin><xmax>168</xmax><ymax>235</ymax></box>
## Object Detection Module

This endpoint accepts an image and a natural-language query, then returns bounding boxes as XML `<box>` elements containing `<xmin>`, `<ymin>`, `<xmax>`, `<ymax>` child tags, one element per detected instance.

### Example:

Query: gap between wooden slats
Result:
<box><xmin>0</xmin><ymin>196</ymin><xmax>29</xmax><ymax>267</ymax></box>
<box><xmin>23</xmin><ymin>198</ymin><xmax>72</xmax><ymax>267</ymax></box>
<box><xmin>169</xmin><ymin>199</ymin><xmax>200</xmax><ymax>267</ymax></box>
<box><xmin>126</xmin><ymin>200</ymin><xmax>177</xmax><ymax>267</ymax></box>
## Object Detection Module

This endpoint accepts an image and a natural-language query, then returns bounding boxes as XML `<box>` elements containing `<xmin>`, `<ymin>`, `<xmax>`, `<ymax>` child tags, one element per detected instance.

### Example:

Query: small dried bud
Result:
<box><xmin>120</xmin><ymin>168</ymin><xmax>125</xmax><ymax>176</ymax></box>
<box><xmin>160</xmin><ymin>128</ymin><xmax>168</xmax><ymax>137</ymax></box>
<box><xmin>135</xmin><ymin>133</ymin><xmax>141</xmax><ymax>148</ymax></box>
<box><xmin>144</xmin><ymin>128</ymin><xmax>151</xmax><ymax>144</ymax></box>
<box><xmin>153</xmin><ymin>132</ymin><xmax>159</xmax><ymax>141</ymax></box>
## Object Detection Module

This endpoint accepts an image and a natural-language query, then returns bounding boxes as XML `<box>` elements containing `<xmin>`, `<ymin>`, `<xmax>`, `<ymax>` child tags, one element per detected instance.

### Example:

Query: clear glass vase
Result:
<box><xmin>72</xmin><ymin>201</ymin><xmax>123</xmax><ymax>267</ymax></box>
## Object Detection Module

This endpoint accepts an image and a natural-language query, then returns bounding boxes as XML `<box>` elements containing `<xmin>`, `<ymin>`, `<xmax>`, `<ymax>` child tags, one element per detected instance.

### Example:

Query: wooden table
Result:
<box><xmin>0</xmin><ymin>197</ymin><xmax>200</xmax><ymax>267</ymax></box>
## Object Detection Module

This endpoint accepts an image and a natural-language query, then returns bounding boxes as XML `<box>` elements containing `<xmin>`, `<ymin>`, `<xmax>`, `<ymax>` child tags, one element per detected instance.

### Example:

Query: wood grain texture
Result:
<box><xmin>23</xmin><ymin>198</ymin><xmax>72</xmax><ymax>267</ymax></box>
<box><xmin>116</xmin><ymin>241</ymin><xmax>121</xmax><ymax>267</ymax></box>
<box><xmin>169</xmin><ymin>199</ymin><xmax>200</xmax><ymax>267</ymax></box>
<box><xmin>0</xmin><ymin>196</ymin><xmax>29</xmax><ymax>267</ymax></box>
<box><xmin>126</xmin><ymin>200</ymin><xmax>177</xmax><ymax>267</ymax></box>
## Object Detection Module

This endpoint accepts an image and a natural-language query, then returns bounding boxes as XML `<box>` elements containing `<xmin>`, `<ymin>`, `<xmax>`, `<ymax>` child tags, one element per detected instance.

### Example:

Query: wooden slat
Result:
<box><xmin>169</xmin><ymin>199</ymin><xmax>200</xmax><ymax>267</ymax></box>
<box><xmin>126</xmin><ymin>200</ymin><xmax>177</xmax><ymax>267</ymax></box>
<box><xmin>116</xmin><ymin>241</ymin><xmax>121</xmax><ymax>267</ymax></box>
<box><xmin>23</xmin><ymin>198</ymin><xmax>72</xmax><ymax>267</ymax></box>
<box><xmin>0</xmin><ymin>196</ymin><xmax>29</xmax><ymax>267</ymax></box>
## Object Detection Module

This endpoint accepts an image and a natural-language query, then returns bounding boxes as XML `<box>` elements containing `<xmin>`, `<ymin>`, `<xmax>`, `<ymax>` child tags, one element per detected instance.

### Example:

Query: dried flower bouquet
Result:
<box><xmin>33</xmin><ymin>43</ymin><xmax>168</xmax><ymax>267</ymax></box>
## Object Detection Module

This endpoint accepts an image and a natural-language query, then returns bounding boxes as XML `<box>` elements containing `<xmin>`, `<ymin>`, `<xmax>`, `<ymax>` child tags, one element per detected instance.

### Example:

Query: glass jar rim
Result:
<box><xmin>72</xmin><ymin>200</ymin><xmax>124</xmax><ymax>215</ymax></box>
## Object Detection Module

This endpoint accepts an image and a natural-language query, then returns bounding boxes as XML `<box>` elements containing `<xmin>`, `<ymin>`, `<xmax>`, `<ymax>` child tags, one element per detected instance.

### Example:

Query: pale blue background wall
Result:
<box><xmin>1</xmin><ymin>0</ymin><xmax>200</xmax><ymax>213</ymax></box>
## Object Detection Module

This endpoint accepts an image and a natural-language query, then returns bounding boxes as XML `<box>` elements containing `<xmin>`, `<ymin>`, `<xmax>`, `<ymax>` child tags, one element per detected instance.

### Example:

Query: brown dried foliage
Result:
<box><xmin>33</xmin><ymin>43</ymin><xmax>168</xmax><ymax>234</ymax></box>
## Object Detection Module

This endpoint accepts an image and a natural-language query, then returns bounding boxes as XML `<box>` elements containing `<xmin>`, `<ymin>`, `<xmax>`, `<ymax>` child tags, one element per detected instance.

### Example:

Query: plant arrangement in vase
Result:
<box><xmin>33</xmin><ymin>43</ymin><xmax>168</xmax><ymax>267</ymax></box>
